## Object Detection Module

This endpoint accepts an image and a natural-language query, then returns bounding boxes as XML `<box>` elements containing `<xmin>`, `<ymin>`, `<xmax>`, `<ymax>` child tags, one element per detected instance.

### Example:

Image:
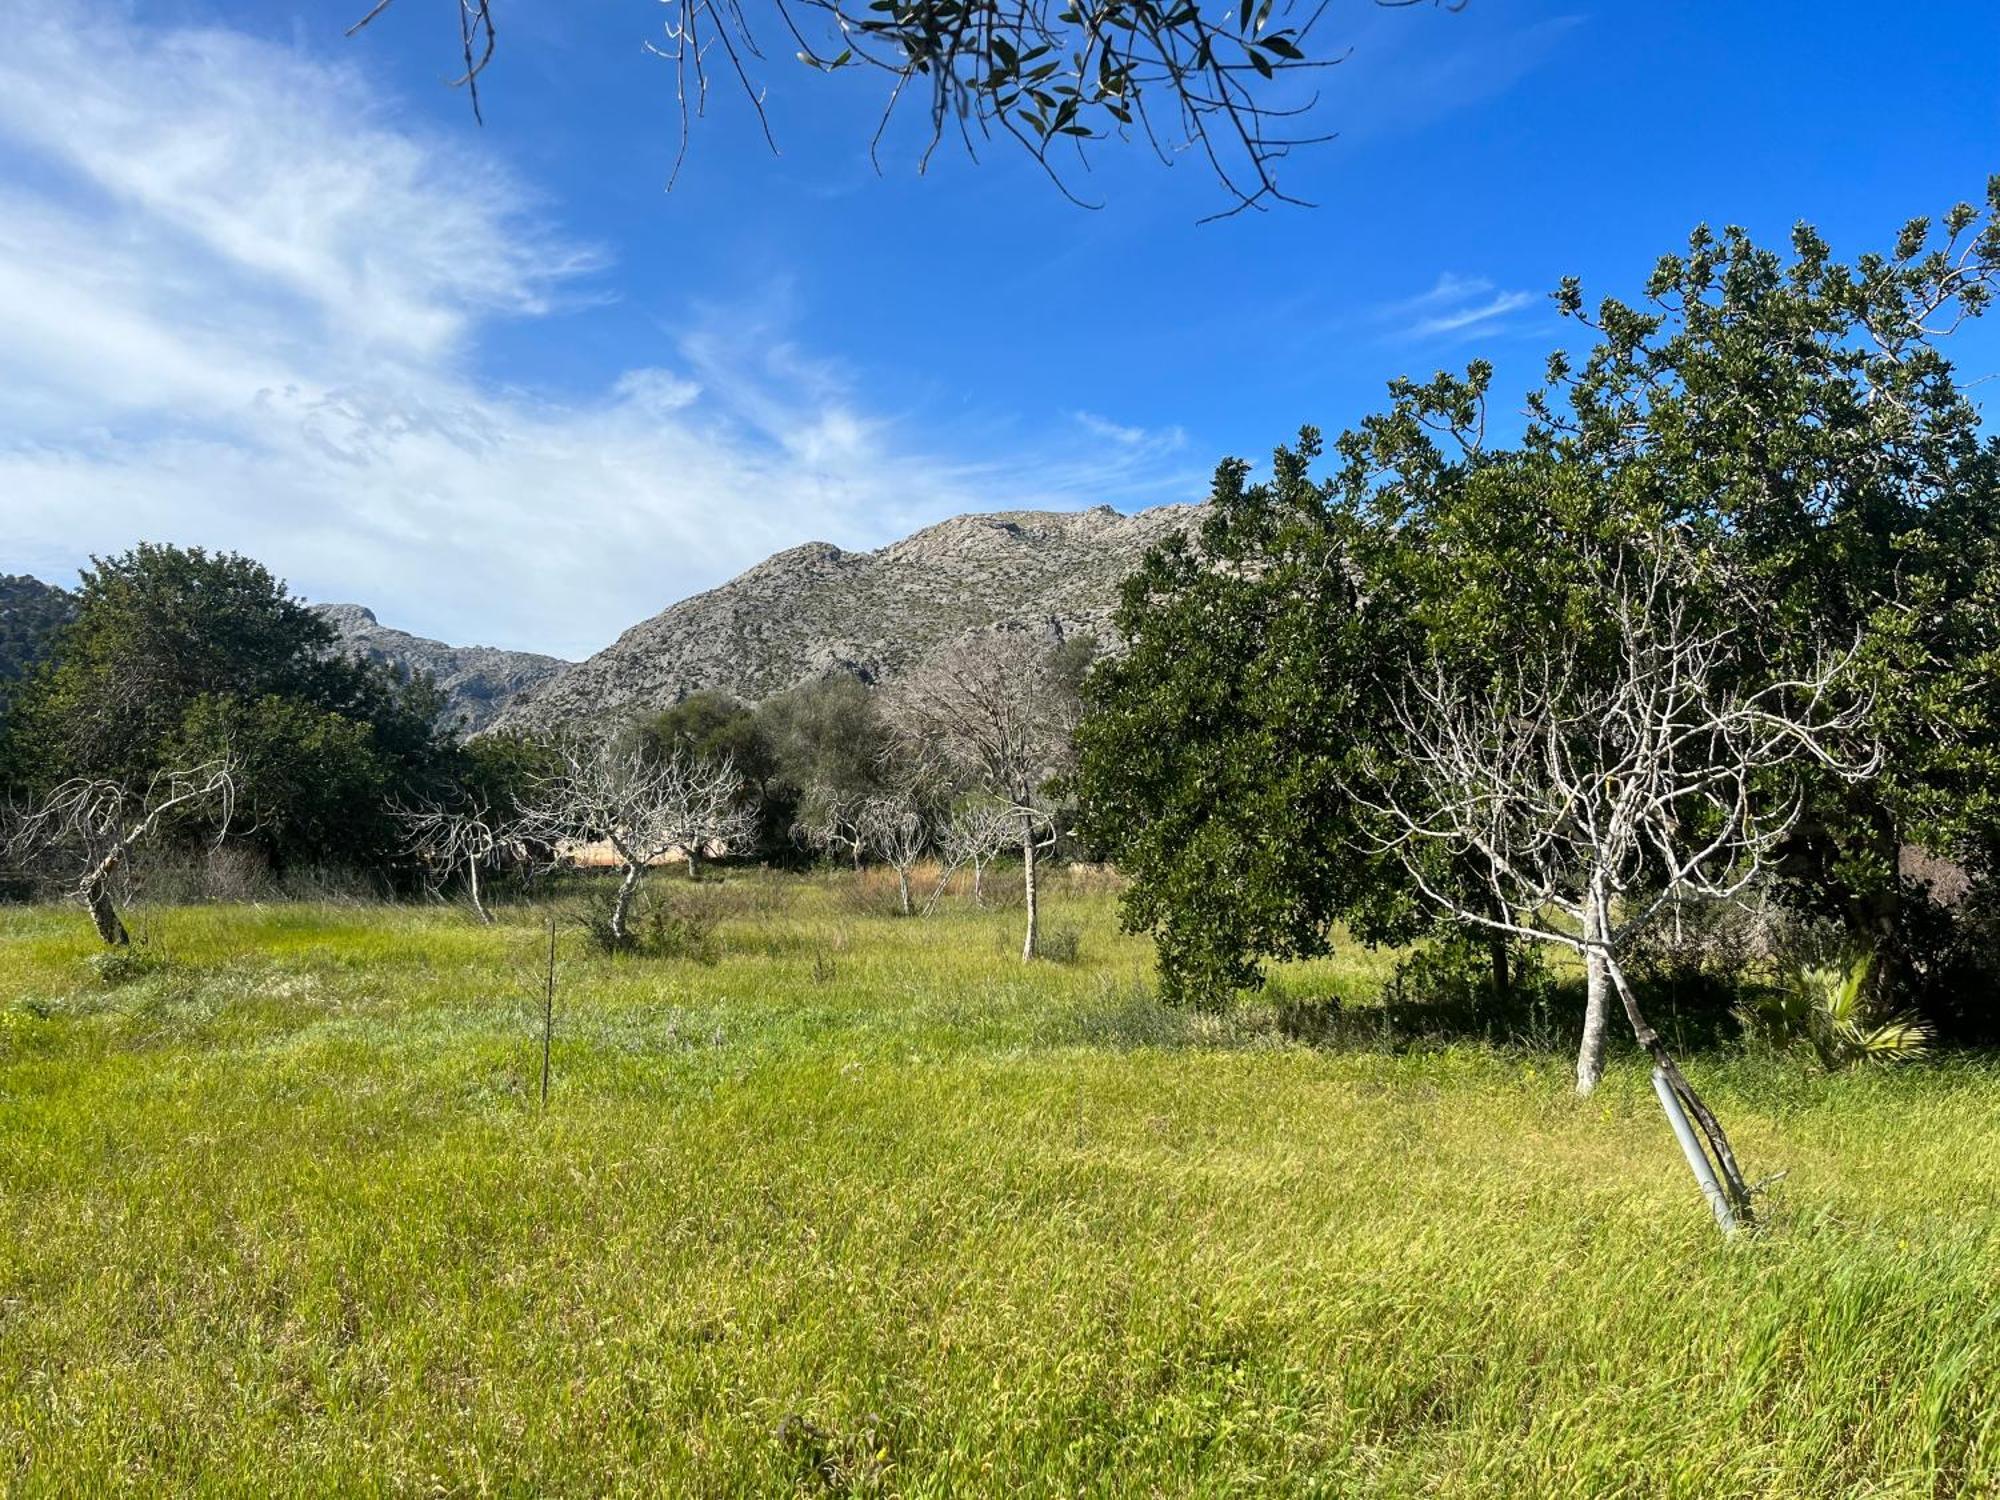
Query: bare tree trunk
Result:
<box><xmin>1603</xmin><ymin>951</ymin><xmax>1753</xmax><ymax>1223</ymax></box>
<box><xmin>1478</xmin><ymin>868</ymin><xmax>1513</xmax><ymax>1007</ymax></box>
<box><xmin>898</xmin><ymin>867</ymin><xmax>912</xmax><ymax>916</ymax></box>
<box><xmin>1481</xmin><ymin>901</ymin><xmax>1512</xmax><ymax>1007</ymax></box>
<box><xmin>17</xmin><ymin>761</ymin><xmax>234</xmax><ymax>948</ymax></box>
<box><xmin>1488</xmin><ymin>933</ymin><xmax>1512</xmax><ymax>1004</ymax></box>
<box><xmin>1577</xmin><ymin>948</ymin><xmax>1610</xmax><ymax>1095</ymax></box>
<box><xmin>1575</xmin><ymin>877</ymin><xmax>1611</xmax><ymax>1096</ymax></box>
<box><xmin>81</xmin><ymin>860</ymin><xmax>129</xmax><ymax>947</ymax></box>
<box><xmin>1021</xmin><ymin>818</ymin><xmax>1039</xmax><ymax>961</ymax></box>
<box><xmin>972</xmin><ymin>860</ymin><xmax>985</xmax><ymax>905</ymax></box>
<box><xmin>611</xmin><ymin>862</ymin><xmax>642</xmax><ymax>945</ymax></box>
<box><xmin>686</xmin><ymin>845</ymin><xmax>701</xmax><ymax>881</ymax></box>
<box><xmin>465</xmin><ymin>854</ymin><xmax>493</xmax><ymax>925</ymax></box>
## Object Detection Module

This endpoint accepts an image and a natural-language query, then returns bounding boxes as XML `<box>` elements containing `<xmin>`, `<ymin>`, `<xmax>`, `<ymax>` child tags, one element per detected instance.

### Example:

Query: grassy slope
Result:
<box><xmin>1</xmin><ymin>872</ymin><xmax>1996</xmax><ymax>1497</ymax></box>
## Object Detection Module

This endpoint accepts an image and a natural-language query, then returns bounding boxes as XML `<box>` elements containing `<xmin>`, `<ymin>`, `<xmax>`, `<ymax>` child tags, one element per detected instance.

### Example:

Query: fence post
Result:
<box><xmin>541</xmin><ymin>915</ymin><xmax>556</xmax><ymax>1108</ymax></box>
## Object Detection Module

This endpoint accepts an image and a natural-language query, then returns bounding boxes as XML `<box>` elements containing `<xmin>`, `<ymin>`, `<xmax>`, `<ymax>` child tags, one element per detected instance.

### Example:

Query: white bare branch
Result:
<box><xmin>927</xmin><ymin>799</ymin><xmax>1016</xmax><ymax>910</ymax></box>
<box><xmin>1358</xmin><ymin>532</ymin><xmax>1875</xmax><ymax>1216</ymax></box>
<box><xmin>524</xmin><ymin>736</ymin><xmax>756</xmax><ymax>945</ymax></box>
<box><xmin>394</xmin><ymin>795</ymin><xmax>533</xmax><ymax>924</ymax></box>
<box><xmin>9</xmin><ymin>758</ymin><xmax>238</xmax><ymax>946</ymax></box>
<box><xmin>857</xmin><ymin>793</ymin><xmax>930</xmax><ymax>916</ymax></box>
<box><xmin>885</xmin><ymin>628</ymin><xmax>1083</xmax><ymax>958</ymax></box>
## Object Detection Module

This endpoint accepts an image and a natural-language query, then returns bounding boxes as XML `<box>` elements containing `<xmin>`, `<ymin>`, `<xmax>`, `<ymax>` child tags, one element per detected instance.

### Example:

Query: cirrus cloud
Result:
<box><xmin>0</xmin><ymin>2</ymin><xmax>1196</xmax><ymax>657</ymax></box>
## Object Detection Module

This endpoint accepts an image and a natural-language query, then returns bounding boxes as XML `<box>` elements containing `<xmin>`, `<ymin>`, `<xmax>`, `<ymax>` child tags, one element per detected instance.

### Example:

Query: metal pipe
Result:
<box><xmin>1652</xmin><ymin>1066</ymin><xmax>1738</xmax><ymax>1235</ymax></box>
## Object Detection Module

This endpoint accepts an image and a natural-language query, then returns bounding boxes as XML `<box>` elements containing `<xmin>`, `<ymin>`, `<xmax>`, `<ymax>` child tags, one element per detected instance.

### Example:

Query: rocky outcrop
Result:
<box><xmin>490</xmin><ymin>503</ymin><xmax>1200</xmax><ymax>732</ymax></box>
<box><xmin>313</xmin><ymin>603</ymin><xmax>570</xmax><ymax>734</ymax></box>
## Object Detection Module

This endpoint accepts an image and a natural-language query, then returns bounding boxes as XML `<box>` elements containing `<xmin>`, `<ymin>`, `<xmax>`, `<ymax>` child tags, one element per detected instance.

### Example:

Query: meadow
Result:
<box><xmin>2</xmin><ymin>868</ymin><xmax>1997</xmax><ymax>1497</ymax></box>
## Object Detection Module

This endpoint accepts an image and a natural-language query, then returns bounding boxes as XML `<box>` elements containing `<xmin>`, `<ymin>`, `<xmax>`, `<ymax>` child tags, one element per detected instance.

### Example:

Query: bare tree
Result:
<box><xmin>526</xmin><ymin>737</ymin><xmax>756</xmax><ymax>946</ymax></box>
<box><xmin>888</xmin><ymin>628</ymin><xmax>1083</xmax><ymax>959</ymax></box>
<box><xmin>396</xmin><ymin>795</ymin><xmax>527</xmax><ymax>924</ymax></box>
<box><xmin>8</xmin><ymin>759</ymin><xmax>237</xmax><ymax>946</ymax></box>
<box><xmin>857</xmin><ymin>793</ymin><xmax>930</xmax><ymax>916</ymax></box>
<box><xmin>931</xmin><ymin>799</ymin><xmax>1015</xmax><ymax>909</ymax></box>
<box><xmin>1362</xmin><ymin>540</ymin><xmax>1873</xmax><ymax>1221</ymax></box>
<box><xmin>792</xmin><ymin>787</ymin><xmax>870</xmax><ymax>871</ymax></box>
<box><xmin>351</xmin><ymin>0</ymin><xmax>1457</xmax><ymax>217</ymax></box>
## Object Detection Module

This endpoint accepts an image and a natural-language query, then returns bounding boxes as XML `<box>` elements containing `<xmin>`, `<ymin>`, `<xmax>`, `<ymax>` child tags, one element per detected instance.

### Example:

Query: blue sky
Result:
<box><xmin>3</xmin><ymin>0</ymin><xmax>1997</xmax><ymax>656</ymax></box>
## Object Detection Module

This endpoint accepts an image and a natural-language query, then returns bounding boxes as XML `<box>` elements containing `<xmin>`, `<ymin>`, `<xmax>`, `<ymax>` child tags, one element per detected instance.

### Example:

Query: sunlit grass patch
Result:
<box><xmin>2</xmin><ymin>869</ymin><xmax>1996</xmax><ymax>1495</ymax></box>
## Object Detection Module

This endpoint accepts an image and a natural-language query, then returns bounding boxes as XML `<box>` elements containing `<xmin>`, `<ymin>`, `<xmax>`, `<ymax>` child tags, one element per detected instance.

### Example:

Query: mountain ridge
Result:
<box><xmin>486</xmin><ymin>502</ymin><xmax>1200</xmax><ymax>732</ymax></box>
<box><xmin>312</xmin><ymin>603</ymin><xmax>570</xmax><ymax>733</ymax></box>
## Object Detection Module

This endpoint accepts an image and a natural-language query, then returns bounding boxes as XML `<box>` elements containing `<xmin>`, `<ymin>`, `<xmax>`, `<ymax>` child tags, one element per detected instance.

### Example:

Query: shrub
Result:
<box><xmin>1379</xmin><ymin>932</ymin><xmax>1565</xmax><ymax>1045</ymax></box>
<box><xmin>572</xmin><ymin>884</ymin><xmax>719</xmax><ymax>963</ymax></box>
<box><xmin>87</xmin><ymin>949</ymin><xmax>169</xmax><ymax>987</ymax></box>
<box><xmin>642</xmin><ymin>892</ymin><xmax>720</xmax><ymax>964</ymax></box>
<box><xmin>1736</xmin><ymin>954</ymin><xmax>1931</xmax><ymax>1070</ymax></box>
<box><xmin>1036</xmin><ymin>925</ymin><xmax>1082</xmax><ymax>964</ymax></box>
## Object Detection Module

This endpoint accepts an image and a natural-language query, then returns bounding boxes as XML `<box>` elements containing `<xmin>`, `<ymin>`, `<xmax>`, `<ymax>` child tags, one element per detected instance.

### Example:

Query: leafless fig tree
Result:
<box><xmin>526</xmin><ymin>737</ymin><xmax>756</xmax><ymax>946</ymax></box>
<box><xmin>929</xmin><ymin>799</ymin><xmax>1015</xmax><ymax>910</ymax></box>
<box><xmin>792</xmin><ymin>789</ymin><xmax>870</xmax><ymax>871</ymax></box>
<box><xmin>1362</xmin><ymin>541</ymin><xmax>1874</xmax><ymax>1220</ymax></box>
<box><xmin>396</xmin><ymin>796</ymin><xmax>528</xmax><ymax>924</ymax></box>
<box><xmin>857</xmin><ymin>793</ymin><xmax>930</xmax><ymax>916</ymax></box>
<box><xmin>8</xmin><ymin>759</ymin><xmax>237</xmax><ymax>946</ymax></box>
<box><xmin>889</xmin><ymin>628</ymin><xmax>1083</xmax><ymax>959</ymax></box>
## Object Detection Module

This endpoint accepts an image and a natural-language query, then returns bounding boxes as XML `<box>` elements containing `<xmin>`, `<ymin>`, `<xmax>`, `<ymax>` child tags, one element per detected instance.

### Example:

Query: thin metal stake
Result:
<box><xmin>1652</xmin><ymin>1065</ymin><xmax>1737</xmax><ymax>1235</ymax></box>
<box><xmin>540</xmin><ymin>914</ymin><xmax>556</xmax><ymax>1108</ymax></box>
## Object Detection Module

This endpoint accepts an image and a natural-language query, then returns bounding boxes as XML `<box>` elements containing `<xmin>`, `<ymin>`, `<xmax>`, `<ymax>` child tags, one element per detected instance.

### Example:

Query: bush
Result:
<box><xmin>1736</xmin><ymin>953</ymin><xmax>1931</xmax><ymax>1071</ymax></box>
<box><xmin>573</xmin><ymin>884</ymin><xmax>719</xmax><ymax>963</ymax></box>
<box><xmin>86</xmin><ymin>948</ymin><xmax>169</xmax><ymax>987</ymax></box>
<box><xmin>642</xmin><ymin>892</ymin><xmax>720</xmax><ymax>964</ymax></box>
<box><xmin>114</xmin><ymin>844</ymin><xmax>390</xmax><ymax>905</ymax></box>
<box><xmin>1895</xmin><ymin>880</ymin><xmax>2000</xmax><ymax>1045</ymax></box>
<box><xmin>1036</xmin><ymin>925</ymin><xmax>1082</xmax><ymax>964</ymax></box>
<box><xmin>1624</xmin><ymin>892</ymin><xmax>1780</xmax><ymax>981</ymax></box>
<box><xmin>1379</xmin><ymin>932</ymin><xmax>1566</xmax><ymax>1045</ymax></box>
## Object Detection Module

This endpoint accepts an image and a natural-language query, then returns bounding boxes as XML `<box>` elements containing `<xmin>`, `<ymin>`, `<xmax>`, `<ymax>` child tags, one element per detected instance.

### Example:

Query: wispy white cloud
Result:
<box><xmin>1072</xmin><ymin>411</ymin><xmax>1187</xmax><ymax>451</ymax></box>
<box><xmin>0</xmin><ymin>7</ymin><xmax>595</xmax><ymax>363</ymax></box>
<box><xmin>1379</xmin><ymin>273</ymin><xmax>1539</xmax><ymax>342</ymax></box>
<box><xmin>0</xmin><ymin>4</ymin><xmax>1193</xmax><ymax>658</ymax></box>
<box><xmin>1410</xmin><ymin>291</ymin><xmax>1535</xmax><ymax>338</ymax></box>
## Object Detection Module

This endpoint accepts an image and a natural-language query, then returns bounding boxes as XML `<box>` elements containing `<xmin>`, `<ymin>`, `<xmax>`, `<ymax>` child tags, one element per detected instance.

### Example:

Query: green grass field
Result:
<box><xmin>3</xmin><ymin>869</ymin><xmax>1997</xmax><ymax>1496</ymax></box>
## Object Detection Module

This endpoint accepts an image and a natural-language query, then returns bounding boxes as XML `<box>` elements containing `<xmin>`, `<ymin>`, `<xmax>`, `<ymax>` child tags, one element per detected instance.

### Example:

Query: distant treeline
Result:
<box><xmin>0</xmin><ymin>574</ymin><xmax>75</xmax><ymax>714</ymax></box>
<box><xmin>0</xmin><ymin>542</ymin><xmax>1021</xmax><ymax>885</ymax></box>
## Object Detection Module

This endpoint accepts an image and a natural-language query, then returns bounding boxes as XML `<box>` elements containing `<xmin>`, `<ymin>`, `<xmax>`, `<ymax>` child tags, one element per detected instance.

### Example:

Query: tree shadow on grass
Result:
<box><xmin>1060</xmin><ymin>966</ymin><xmax>1747</xmax><ymax>1060</ymax></box>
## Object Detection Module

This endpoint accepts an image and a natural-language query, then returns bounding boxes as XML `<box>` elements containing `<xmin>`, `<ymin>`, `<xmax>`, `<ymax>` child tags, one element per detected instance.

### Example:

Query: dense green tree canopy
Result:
<box><xmin>640</xmin><ymin>692</ymin><xmax>776</xmax><ymax>787</ymax></box>
<box><xmin>638</xmin><ymin>690</ymin><xmax>788</xmax><ymax>858</ymax></box>
<box><xmin>0</xmin><ymin>575</ymin><xmax>74</xmax><ymax>707</ymax></box>
<box><xmin>1078</xmin><ymin>184</ymin><xmax>2000</xmax><ymax>1024</ymax></box>
<box><xmin>1074</xmin><ymin>439</ymin><xmax>1420</xmax><ymax>1002</ymax></box>
<box><xmin>757</xmin><ymin>676</ymin><xmax>890</xmax><ymax>810</ymax></box>
<box><xmin>0</xmin><ymin>575</ymin><xmax>76</xmax><ymax>792</ymax></box>
<box><xmin>5</xmin><ymin>544</ymin><xmax>457</xmax><ymax>875</ymax></box>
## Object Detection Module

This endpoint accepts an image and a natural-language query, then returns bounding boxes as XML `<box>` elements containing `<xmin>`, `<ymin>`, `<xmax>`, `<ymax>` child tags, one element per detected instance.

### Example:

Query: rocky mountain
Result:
<box><xmin>313</xmin><ymin>603</ymin><xmax>570</xmax><ymax>734</ymax></box>
<box><xmin>0</xmin><ymin>574</ymin><xmax>75</xmax><ymax>713</ymax></box>
<box><xmin>490</xmin><ymin>503</ymin><xmax>1201</xmax><ymax>733</ymax></box>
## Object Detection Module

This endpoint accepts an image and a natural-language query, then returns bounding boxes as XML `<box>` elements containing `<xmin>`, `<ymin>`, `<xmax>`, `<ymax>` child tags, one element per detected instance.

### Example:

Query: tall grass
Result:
<box><xmin>1</xmin><ymin>870</ymin><xmax>1995</xmax><ymax>1495</ymax></box>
